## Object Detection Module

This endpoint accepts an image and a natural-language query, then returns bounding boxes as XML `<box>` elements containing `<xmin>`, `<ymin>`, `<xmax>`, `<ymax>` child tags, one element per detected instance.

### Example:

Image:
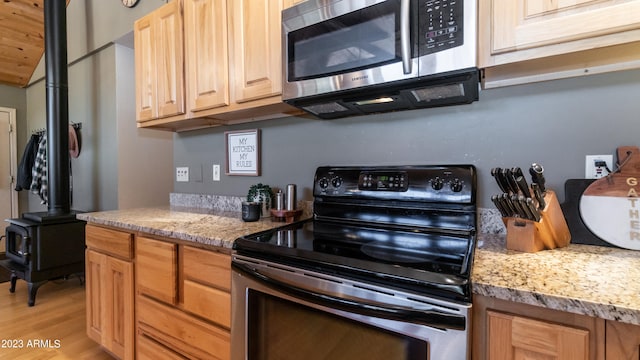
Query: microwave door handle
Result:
<box><xmin>400</xmin><ymin>0</ymin><xmax>411</xmax><ymax>74</ymax></box>
<box><xmin>233</xmin><ymin>262</ymin><xmax>466</xmax><ymax>331</ymax></box>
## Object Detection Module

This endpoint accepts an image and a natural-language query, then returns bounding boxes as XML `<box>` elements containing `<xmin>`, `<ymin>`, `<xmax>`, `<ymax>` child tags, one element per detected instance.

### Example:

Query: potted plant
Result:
<box><xmin>247</xmin><ymin>183</ymin><xmax>273</xmax><ymax>217</ymax></box>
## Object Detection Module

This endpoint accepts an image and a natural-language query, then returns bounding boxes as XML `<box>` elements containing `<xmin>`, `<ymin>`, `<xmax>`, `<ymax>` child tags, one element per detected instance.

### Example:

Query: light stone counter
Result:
<box><xmin>77</xmin><ymin>206</ymin><xmax>310</xmax><ymax>250</ymax></box>
<box><xmin>473</xmin><ymin>233</ymin><xmax>640</xmax><ymax>325</ymax></box>
<box><xmin>77</xmin><ymin>202</ymin><xmax>640</xmax><ymax>325</ymax></box>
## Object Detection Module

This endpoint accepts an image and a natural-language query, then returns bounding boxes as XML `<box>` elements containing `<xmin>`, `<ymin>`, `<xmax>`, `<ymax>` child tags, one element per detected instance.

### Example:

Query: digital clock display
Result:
<box><xmin>359</xmin><ymin>172</ymin><xmax>408</xmax><ymax>191</ymax></box>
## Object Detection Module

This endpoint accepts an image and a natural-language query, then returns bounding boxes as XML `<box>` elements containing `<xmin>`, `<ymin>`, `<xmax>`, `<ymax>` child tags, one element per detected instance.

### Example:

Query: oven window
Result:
<box><xmin>287</xmin><ymin>0</ymin><xmax>409</xmax><ymax>81</ymax></box>
<box><xmin>247</xmin><ymin>290</ymin><xmax>427</xmax><ymax>360</ymax></box>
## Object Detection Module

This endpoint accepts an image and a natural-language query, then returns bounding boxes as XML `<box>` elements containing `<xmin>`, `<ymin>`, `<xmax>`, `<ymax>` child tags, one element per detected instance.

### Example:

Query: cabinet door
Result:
<box><xmin>606</xmin><ymin>321</ymin><xmax>640</xmax><ymax>359</ymax></box>
<box><xmin>134</xmin><ymin>13</ymin><xmax>156</xmax><ymax>122</ymax></box>
<box><xmin>136</xmin><ymin>236</ymin><xmax>178</xmax><ymax>305</ymax></box>
<box><xmin>487</xmin><ymin>311</ymin><xmax>589</xmax><ymax>360</ymax></box>
<box><xmin>105</xmin><ymin>256</ymin><xmax>135</xmax><ymax>360</ymax></box>
<box><xmin>154</xmin><ymin>0</ymin><xmax>185</xmax><ymax>119</ymax></box>
<box><xmin>228</xmin><ymin>0</ymin><xmax>290</xmax><ymax>103</ymax></box>
<box><xmin>184</xmin><ymin>0</ymin><xmax>229</xmax><ymax>112</ymax></box>
<box><xmin>86</xmin><ymin>249</ymin><xmax>107</xmax><ymax>344</ymax></box>
<box><xmin>480</xmin><ymin>0</ymin><xmax>640</xmax><ymax>66</ymax></box>
<box><xmin>86</xmin><ymin>249</ymin><xmax>135</xmax><ymax>360</ymax></box>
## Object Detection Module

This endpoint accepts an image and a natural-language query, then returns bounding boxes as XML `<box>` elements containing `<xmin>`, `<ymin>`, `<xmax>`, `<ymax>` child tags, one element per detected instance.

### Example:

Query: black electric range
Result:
<box><xmin>234</xmin><ymin>165</ymin><xmax>477</xmax><ymax>303</ymax></box>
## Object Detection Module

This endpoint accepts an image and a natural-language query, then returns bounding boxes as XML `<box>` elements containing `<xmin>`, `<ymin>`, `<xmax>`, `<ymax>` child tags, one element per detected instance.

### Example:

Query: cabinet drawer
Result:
<box><xmin>182</xmin><ymin>246</ymin><xmax>230</xmax><ymax>291</ymax></box>
<box><xmin>137</xmin><ymin>236</ymin><xmax>178</xmax><ymax>305</ymax></box>
<box><xmin>137</xmin><ymin>333</ymin><xmax>187</xmax><ymax>360</ymax></box>
<box><xmin>138</xmin><ymin>295</ymin><xmax>230</xmax><ymax>360</ymax></box>
<box><xmin>183</xmin><ymin>279</ymin><xmax>230</xmax><ymax>329</ymax></box>
<box><xmin>85</xmin><ymin>224</ymin><xmax>133</xmax><ymax>260</ymax></box>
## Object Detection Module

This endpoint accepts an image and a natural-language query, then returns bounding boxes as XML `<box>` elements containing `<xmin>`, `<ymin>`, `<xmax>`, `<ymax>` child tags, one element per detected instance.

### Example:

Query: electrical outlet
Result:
<box><xmin>213</xmin><ymin>164</ymin><xmax>220</xmax><ymax>181</ymax></box>
<box><xmin>176</xmin><ymin>167</ymin><xmax>189</xmax><ymax>182</ymax></box>
<box><xmin>585</xmin><ymin>155</ymin><xmax>613</xmax><ymax>179</ymax></box>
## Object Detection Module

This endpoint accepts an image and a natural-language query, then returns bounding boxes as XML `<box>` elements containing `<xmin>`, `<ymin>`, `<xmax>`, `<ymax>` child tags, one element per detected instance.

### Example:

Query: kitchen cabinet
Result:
<box><xmin>135</xmin><ymin>0</ymin><xmax>301</xmax><ymax>132</ymax></box>
<box><xmin>85</xmin><ymin>225</ymin><xmax>135</xmax><ymax>360</ymax></box>
<box><xmin>135</xmin><ymin>237</ymin><xmax>232</xmax><ymax>360</ymax></box>
<box><xmin>605</xmin><ymin>321</ymin><xmax>640</xmax><ymax>359</ymax></box>
<box><xmin>478</xmin><ymin>0</ymin><xmax>640</xmax><ymax>88</ymax></box>
<box><xmin>134</xmin><ymin>0</ymin><xmax>185</xmax><ymax>122</ymax></box>
<box><xmin>472</xmin><ymin>295</ymin><xmax>605</xmax><ymax>360</ymax></box>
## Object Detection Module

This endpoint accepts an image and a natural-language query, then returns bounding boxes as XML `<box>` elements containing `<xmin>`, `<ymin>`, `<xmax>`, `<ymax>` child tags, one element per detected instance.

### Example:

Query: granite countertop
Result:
<box><xmin>78</xmin><ymin>206</ymin><xmax>640</xmax><ymax>325</ymax></box>
<box><xmin>77</xmin><ymin>206</ymin><xmax>308</xmax><ymax>250</ymax></box>
<box><xmin>473</xmin><ymin>233</ymin><xmax>640</xmax><ymax>325</ymax></box>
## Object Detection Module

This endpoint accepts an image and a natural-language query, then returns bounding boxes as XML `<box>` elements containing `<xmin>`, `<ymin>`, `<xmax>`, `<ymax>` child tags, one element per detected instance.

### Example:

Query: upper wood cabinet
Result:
<box><xmin>135</xmin><ymin>0</ymin><xmax>301</xmax><ymax>131</ymax></box>
<box><xmin>479</xmin><ymin>0</ymin><xmax>640</xmax><ymax>88</ymax></box>
<box><xmin>183</xmin><ymin>0</ymin><xmax>229</xmax><ymax>113</ymax></box>
<box><xmin>134</xmin><ymin>0</ymin><xmax>185</xmax><ymax>123</ymax></box>
<box><xmin>228</xmin><ymin>0</ymin><xmax>285</xmax><ymax>103</ymax></box>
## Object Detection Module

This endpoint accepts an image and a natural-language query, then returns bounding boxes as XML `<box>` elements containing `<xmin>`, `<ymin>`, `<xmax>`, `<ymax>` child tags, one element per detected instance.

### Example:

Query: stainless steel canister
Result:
<box><xmin>275</xmin><ymin>190</ymin><xmax>284</xmax><ymax>210</ymax></box>
<box><xmin>286</xmin><ymin>184</ymin><xmax>296</xmax><ymax>211</ymax></box>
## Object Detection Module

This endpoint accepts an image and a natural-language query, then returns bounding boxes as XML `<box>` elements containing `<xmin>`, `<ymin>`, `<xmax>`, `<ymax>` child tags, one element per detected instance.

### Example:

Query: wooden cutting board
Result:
<box><xmin>579</xmin><ymin>146</ymin><xmax>640</xmax><ymax>250</ymax></box>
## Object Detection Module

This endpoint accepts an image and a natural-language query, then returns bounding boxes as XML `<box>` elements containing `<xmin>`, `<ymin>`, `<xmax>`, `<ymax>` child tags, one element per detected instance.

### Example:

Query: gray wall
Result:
<box><xmin>20</xmin><ymin>0</ymin><xmax>171</xmax><ymax>213</ymax></box>
<box><xmin>173</xmin><ymin>68</ymin><xmax>640</xmax><ymax>208</ymax></box>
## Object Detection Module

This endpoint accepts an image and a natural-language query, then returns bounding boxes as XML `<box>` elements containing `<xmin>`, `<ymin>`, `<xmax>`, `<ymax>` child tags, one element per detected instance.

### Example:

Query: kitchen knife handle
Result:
<box><xmin>491</xmin><ymin>167</ymin><xmax>509</xmax><ymax>193</ymax></box>
<box><xmin>531</xmin><ymin>183</ymin><xmax>546</xmax><ymax>210</ymax></box>
<box><xmin>503</xmin><ymin>168</ymin><xmax>520</xmax><ymax>194</ymax></box>
<box><xmin>515</xmin><ymin>175</ymin><xmax>532</xmax><ymax>198</ymax></box>
<box><xmin>492</xmin><ymin>195</ymin><xmax>510</xmax><ymax>217</ymax></box>
<box><xmin>529</xmin><ymin>163</ymin><xmax>546</xmax><ymax>193</ymax></box>
<box><xmin>525</xmin><ymin>198</ymin><xmax>541</xmax><ymax>222</ymax></box>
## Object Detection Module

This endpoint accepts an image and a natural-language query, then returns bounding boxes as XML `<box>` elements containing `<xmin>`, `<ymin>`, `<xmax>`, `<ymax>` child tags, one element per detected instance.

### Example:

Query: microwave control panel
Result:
<box><xmin>419</xmin><ymin>0</ymin><xmax>464</xmax><ymax>56</ymax></box>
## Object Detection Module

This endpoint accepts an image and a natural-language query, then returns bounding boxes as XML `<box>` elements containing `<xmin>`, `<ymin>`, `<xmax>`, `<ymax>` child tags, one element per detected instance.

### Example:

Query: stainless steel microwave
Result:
<box><xmin>282</xmin><ymin>0</ymin><xmax>479</xmax><ymax>119</ymax></box>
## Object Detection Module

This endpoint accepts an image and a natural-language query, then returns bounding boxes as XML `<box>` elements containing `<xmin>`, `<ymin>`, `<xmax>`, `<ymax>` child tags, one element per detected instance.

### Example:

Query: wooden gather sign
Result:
<box><xmin>579</xmin><ymin>146</ymin><xmax>640</xmax><ymax>250</ymax></box>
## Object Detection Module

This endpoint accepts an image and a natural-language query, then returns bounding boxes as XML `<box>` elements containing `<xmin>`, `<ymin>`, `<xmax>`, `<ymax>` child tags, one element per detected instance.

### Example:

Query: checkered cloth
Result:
<box><xmin>30</xmin><ymin>135</ymin><xmax>48</xmax><ymax>204</ymax></box>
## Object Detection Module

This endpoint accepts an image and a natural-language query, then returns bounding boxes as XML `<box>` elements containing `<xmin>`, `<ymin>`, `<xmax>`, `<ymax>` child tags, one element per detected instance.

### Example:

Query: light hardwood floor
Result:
<box><xmin>0</xmin><ymin>277</ymin><xmax>114</xmax><ymax>359</ymax></box>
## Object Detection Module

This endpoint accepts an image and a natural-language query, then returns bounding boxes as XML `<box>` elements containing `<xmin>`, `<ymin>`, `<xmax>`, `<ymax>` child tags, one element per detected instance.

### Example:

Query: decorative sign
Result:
<box><xmin>225</xmin><ymin>129</ymin><xmax>261</xmax><ymax>176</ymax></box>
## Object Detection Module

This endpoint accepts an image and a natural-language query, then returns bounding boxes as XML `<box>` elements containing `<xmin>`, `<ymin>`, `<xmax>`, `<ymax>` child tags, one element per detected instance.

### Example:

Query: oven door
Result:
<box><xmin>231</xmin><ymin>255</ymin><xmax>471</xmax><ymax>360</ymax></box>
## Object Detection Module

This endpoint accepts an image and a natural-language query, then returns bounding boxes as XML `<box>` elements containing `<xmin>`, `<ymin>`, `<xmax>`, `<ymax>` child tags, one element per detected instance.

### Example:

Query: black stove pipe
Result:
<box><xmin>44</xmin><ymin>0</ymin><xmax>70</xmax><ymax>215</ymax></box>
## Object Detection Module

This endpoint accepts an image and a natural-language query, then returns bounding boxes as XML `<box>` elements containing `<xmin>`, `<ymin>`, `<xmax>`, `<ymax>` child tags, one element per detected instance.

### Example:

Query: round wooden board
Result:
<box><xmin>579</xmin><ymin>146</ymin><xmax>640</xmax><ymax>250</ymax></box>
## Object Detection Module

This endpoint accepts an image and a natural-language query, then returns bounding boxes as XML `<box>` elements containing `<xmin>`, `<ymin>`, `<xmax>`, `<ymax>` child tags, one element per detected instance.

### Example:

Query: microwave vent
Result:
<box><xmin>302</xmin><ymin>102</ymin><xmax>348</xmax><ymax>115</ymax></box>
<box><xmin>411</xmin><ymin>84</ymin><xmax>465</xmax><ymax>103</ymax></box>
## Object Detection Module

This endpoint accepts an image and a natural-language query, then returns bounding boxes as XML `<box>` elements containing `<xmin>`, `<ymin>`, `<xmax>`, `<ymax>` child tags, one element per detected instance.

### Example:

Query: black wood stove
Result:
<box><xmin>1</xmin><ymin>0</ymin><xmax>85</xmax><ymax>306</ymax></box>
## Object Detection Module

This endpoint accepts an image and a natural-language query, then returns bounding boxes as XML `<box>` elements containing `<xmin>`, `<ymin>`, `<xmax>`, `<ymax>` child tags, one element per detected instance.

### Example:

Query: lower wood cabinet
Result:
<box><xmin>473</xmin><ymin>294</ymin><xmax>640</xmax><ymax>360</ymax></box>
<box><xmin>85</xmin><ymin>225</ymin><xmax>135</xmax><ymax>360</ymax></box>
<box><xmin>85</xmin><ymin>225</ymin><xmax>232</xmax><ymax>359</ymax></box>
<box><xmin>486</xmin><ymin>310</ymin><xmax>590</xmax><ymax>359</ymax></box>
<box><xmin>135</xmin><ymin>237</ymin><xmax>232</xmax><ymax>360</ymax></box>
<box><xmin>606</xmin><ymin>321</ymin><xmax>640</xmax><ymax>359</ymax></box>
<box><xmin>473</xmin><ymin>295</ymin><xmax>605</xmax><ymax>360</ymax></box>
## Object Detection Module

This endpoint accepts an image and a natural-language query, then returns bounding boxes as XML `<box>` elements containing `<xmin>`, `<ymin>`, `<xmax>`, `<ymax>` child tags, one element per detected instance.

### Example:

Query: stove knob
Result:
<box><xmin>331</xmin><ymin>177</ymin><xmax>343</xmax><ymax>188</ymax></box>
<box><xmin>450</xmin><ymin>178</ymin><xmax>463</xmax><ymax>192</ymax></box>
<box><xmin>431</xmin><ymin>177</ymin><xmax>444</xmax><ymax>190</ymax></box>
<box><xmin>318</xmin><ymin>177</ymin><xmax>329</xmax><ymax>189</ymax></box>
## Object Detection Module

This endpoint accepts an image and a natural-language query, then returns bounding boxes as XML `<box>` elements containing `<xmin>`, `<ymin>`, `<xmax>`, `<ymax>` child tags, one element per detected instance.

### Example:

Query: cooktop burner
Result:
<box><xmin>234</xmin><ymin>165</ymin><xmax>477</xmax><ymax>302</ymax></box>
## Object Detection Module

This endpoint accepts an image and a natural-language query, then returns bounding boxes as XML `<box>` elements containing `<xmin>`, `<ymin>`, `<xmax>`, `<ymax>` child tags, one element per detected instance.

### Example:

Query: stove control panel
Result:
<box><xmin>314</xmin><ymin>165</ymin><xmax>476</xmax><ymax>204</ymax></box>
<box><xmin>358</xmin><ymin>172</ymin><xmax>408</xmax><ymax>191</ymax></box>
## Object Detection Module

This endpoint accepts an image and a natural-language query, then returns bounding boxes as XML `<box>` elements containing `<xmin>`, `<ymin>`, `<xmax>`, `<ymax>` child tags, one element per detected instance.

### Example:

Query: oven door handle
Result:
<box><xmin>233</xmin><ymin>262</ymin><xmax>466</xmax><ymax>331</ymax></box>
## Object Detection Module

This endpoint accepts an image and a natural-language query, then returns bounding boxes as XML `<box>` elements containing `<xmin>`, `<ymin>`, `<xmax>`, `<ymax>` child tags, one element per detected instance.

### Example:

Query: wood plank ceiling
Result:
<box><xmin>0</xmin><ymin>0</ymin><xmax>45</xmax><ymax>88</ymax></box>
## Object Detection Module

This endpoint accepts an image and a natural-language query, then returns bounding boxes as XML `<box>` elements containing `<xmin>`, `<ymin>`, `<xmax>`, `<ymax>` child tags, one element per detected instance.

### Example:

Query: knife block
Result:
<box><xmin>504</xmin><ymin>190</ymin><xmax>571</xmax><ymax>253</ymax></box>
